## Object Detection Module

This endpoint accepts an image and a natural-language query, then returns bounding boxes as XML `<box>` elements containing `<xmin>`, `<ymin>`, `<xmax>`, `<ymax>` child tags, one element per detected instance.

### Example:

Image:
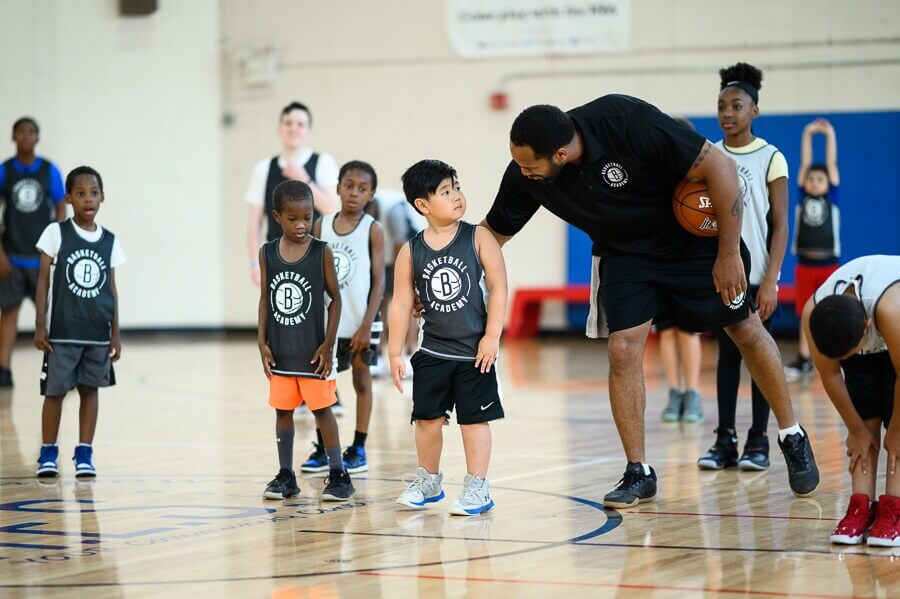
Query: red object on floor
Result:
<box><xmin>506</xmin><ymin>285</ymin><xmax>591</xmax><ymax>338</ymax></box>
<box><xmin>777</xmin><ymin>283</ymin><xmax>796</xmax><ymax>307</ymax></box>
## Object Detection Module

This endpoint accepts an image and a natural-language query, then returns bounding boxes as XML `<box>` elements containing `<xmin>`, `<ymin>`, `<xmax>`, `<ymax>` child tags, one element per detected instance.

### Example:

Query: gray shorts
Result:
<box><xmin>0</xmin><ymin>265</ymin><xmax>39</xmax><ymax>310</ymax></box>
<box><xmin>41</xmin><ymin>344</ymin><xmax>116</xmax><ymax>396</ymax></box>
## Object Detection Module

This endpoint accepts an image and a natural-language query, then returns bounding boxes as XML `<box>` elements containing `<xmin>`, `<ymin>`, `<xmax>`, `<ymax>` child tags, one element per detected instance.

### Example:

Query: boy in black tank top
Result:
<box><xmin>34</xmin><ymin>167</ymin><xmax>125</xmax><ymax>479</ymax></box>
<box><xmin>390</xmin><ymin>160</ymin><xmax>508</xmax><ymax>516</ymax></box>
<box><xmin>258</xmin><ymin>181</ymin><xmax>354</xmax><ymax>502</ymax></box>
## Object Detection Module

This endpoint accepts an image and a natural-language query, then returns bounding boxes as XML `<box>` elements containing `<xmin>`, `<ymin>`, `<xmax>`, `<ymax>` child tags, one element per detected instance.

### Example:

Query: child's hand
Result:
<box><xmin>349</xmin><ymin>326</ymin><xmax>371</xmax><ymax>353</ymax></box>
<box><xmin>110</xmin><ymin>333</ymin><xmax>122</xmax><ymax>363</ymax></box>
<box><xmin>846</xmin><ymin>426</ymin><xmax>879</xmax><ymax>475</ymax></box>
<box><xmin>475</xmin><ymin>335</ymin><xmax>499</xmax><ymax>374</ymax></box>
<box><xmin>755</xmin><ymin>281</ymin><xmax>778</xmax><ymax>322</ymax></box>
<box><xmin>0</xmin><ymin>254</ymin><xmax>11</xmax><ymax>278</ymax></box>
<box><xmin>311</xmin><ymin>343</ymin><xmax>333</xmax><ymax>377</ymax></box>
<box><xmin>259</xmin><ymin>343</ymin><xmax>275</xmax><ymax>378</ymax></box>
<box><xmin>389</xmin><ymin>355</ymin><xmax>406</xmax><ymax>393</ymax></box>
<box><xmin>884</xmin><ymin>422</ymin><xmax>900</xmax><ymax>476</ymax></box>
<box><xmin>34</xmin><ymin>325</ymin><xmax>53</xmax><ymax>353</ymax></box>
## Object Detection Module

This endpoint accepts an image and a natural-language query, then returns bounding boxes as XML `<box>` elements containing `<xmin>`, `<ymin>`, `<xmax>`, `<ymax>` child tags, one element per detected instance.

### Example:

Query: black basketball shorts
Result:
<box><xmin>600</xmin><ymin>242</ymin><xmax>754</xmax><ymax>333</ymax></box>
<box><xmin>409</xmin><ymin>351</ymin><xmax>504</xmax><ymax>425</ymax></box>
<box><xmin>336</xmin><ymin>337</ymin><xmax>378</xmax><ymax>373</ymax></box>
<box><xmin>842</xmin><ymin>352</ymin><xmax>895</xmax><ymax>427</ymax></box>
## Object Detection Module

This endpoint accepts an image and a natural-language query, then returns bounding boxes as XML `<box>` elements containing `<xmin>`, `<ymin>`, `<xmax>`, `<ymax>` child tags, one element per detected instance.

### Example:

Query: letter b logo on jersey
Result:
<box><xmin>431</xmin><ymin>267</ymin><xmax>462</xmax><ymax>301</ymax></box>
<box><xmin>65</xmin><ymin>248</ymin><xmax>108</xmax><ymax>299</ymax></box>
<box><xmin>276</xmin><ymin>283</ymin><xmax>303</xmax><ymax>315</ymax></box>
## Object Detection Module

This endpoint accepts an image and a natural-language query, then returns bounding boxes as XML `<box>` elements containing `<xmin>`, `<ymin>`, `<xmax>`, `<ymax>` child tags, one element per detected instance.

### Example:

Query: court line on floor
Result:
<box><xmin>623</xmin><ymin>509</ymin><xmax>839</xmax><ymax>521</ymax></box>
<box><xmin>357</xmin><ymin>571</ymin><xmax>865</xmax><ymax>599</ymax></box>
<box><xmin>573</xmin><ymin>540</ymin><xmax>896</xmax><ymax>559</ymax></box>
<box><xmin>0</xmin><ymin>485</ymin><xmax>622</xmax><ymax>589</ymax></box>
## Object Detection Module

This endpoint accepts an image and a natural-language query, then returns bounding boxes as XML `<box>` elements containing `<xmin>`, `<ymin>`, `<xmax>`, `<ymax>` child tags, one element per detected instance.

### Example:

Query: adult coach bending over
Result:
<box><xmin>482</xmin><ymin>95</ymin><xmax>819</xmax><ymax>508</ymax></box>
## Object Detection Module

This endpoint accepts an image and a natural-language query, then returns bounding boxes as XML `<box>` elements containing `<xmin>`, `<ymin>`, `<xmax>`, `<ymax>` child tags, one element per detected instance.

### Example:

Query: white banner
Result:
<box><xmin>447</xmin><ymin>0</ymin><xmax>632</xmax><ymax>58</ymax></box>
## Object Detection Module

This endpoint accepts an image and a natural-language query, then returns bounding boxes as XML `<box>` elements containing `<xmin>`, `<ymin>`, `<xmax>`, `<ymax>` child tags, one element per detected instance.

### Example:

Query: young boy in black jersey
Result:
<box><xmin>34</xmin><ymin>166</ymin><xmax>125</xmax><ymax>478</ymax></box>
<box><xmin>258</xmin><ymin>180</ymin><xmax>353</xmax><ymax>501</ymax></box>
<box><xmin>390</xmin><ymin>160</ymin><xmax>507</xmax><ymax>516</ymax></box>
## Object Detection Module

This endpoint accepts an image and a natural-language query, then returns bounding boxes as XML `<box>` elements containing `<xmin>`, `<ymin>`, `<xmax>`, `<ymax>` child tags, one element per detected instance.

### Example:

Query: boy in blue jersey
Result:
<box><xmin>0</xmin><ymin>117</ymin><xmax>66</xmax><ymax>387</ymax></box>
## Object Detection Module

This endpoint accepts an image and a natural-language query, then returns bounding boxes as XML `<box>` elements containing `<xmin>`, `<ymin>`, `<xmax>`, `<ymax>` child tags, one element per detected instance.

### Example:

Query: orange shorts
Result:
<box><xmin>268</xmin><ymin>375</ymin><xmax>337</xmax><ymax>411</ymax></box>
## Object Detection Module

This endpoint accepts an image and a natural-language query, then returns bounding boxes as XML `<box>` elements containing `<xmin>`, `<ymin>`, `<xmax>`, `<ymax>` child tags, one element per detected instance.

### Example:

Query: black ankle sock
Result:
<box><xmin>353</xmin><ymin>430</ymin><xmax>367</xmax><ymax>448</ymax></box>
<box><xmin>316</xmin><ymin>428</ymin><xmax>324</xmax><ymax>447</ymax></box>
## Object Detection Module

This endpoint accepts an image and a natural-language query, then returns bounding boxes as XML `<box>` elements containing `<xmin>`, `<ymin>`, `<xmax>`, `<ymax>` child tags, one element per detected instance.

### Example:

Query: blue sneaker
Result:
<box><xmin>342</xmin><ymin>445</ymin><xmax>368</xmax><ymax>473</ymax></box>
<box><xmin>73</xmin><ymin>445</ymin><xmax>96</xmax><ymax>478</ymax></box>
<box><xmin>36</xmin><ymin>445</ymin><xmax>59</xmax><ymax>477</ymax></box>
<box><xmin>300</xmin><ymin>443</ymin><xmax>329</xmax><ymax>473</ymax></box>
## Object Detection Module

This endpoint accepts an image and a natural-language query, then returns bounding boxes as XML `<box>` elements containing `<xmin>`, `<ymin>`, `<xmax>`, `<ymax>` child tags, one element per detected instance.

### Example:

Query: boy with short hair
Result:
<box><xmin>802</xmin><ymin>255</ymin><xmax>900</xmax><ymax>546</ymax></box>
<box><xmin>0</xmin><ymin>117</ymin><xmax>67</xmax><ymax>387</ymax></box>
<box><xmin>258</xmin><ymin>180</ymin><xmax>354</xmax><ymax>501</ymax></box>
<box><xmin>34</xmin><ymin>166</ymin><xmax>124</xmax><ymax>478</ymax></box>
<box><xmin>786</xmin><ymin>118</ymin><xmax>841</xmax><ymax>380</ymax></box>
<box><xmin>390</xmin><ymin>159</ymin><xmax>507</xmax><ymax>516</ymax></box>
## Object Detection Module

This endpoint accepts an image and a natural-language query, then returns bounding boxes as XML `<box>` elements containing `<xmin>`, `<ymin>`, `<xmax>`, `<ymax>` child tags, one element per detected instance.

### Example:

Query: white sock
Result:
<box><xmin>41</xmin><ymin>443</ymin><xmax>56</xmax><ymax>447</ymax></box>
<box><xmin>778</xmin><ymin>423</ymin><xmax>803</xmax><ymax>441</ymax></box>
<box><xmin>641</xmin><ymin>463</ymin><xmax>651</xmax><ymax>476</ymax></box>
<box><xmin>77</xmin><ymin>443</ymin><xmax>92</xmax><ymax>448</ymax></box>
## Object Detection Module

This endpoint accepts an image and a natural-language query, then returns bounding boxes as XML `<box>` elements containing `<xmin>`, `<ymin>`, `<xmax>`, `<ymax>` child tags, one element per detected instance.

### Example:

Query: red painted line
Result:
<box><xmin>359</xmin><ymin>571</ymin><xmax>861</xmax><ymax>598</ymax></box>
<box><xmin>623</xmin><ymin>510</ymin><xmax>839</xmax><ymax>522</ymax></box>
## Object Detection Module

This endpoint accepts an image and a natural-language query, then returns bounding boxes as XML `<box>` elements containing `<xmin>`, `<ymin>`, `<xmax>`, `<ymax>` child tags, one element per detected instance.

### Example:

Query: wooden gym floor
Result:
<box><xmin>1</xmin><ymin>335</ymin><xmax>898</xmax><ymax>598</ymax></box>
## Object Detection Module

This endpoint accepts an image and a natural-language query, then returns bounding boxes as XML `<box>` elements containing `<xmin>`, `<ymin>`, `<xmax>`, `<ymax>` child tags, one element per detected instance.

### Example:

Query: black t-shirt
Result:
<box><xmin>486</xmin><ymin>94</ymin><xmax>711</xmax><ymax>258</ymax></box>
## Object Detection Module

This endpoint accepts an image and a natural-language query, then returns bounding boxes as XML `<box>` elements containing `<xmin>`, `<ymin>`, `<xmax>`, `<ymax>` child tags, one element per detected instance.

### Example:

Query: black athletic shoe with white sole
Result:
<box><xmin>738</xmin><ymin>428</ymin><xmax>770</xmax><ymax>471</ymax></box>
<box><xmin>321</xmin><ymin>469</ymin><xmax>355</xmax><ymax>501</ymax></box>
<box><xmin>778</xmin><ymin>427</ymin><xmax>819</xmax><ymax>496</ymax></box>
<box><xmin>603</xmin><ymin>462</ymin><xmax>657</xmax><ymax>509</ymax></box>
<box><xmin>697</xmin><ymin>428</ymin><xmax>739</xmax><ymax>470</ymax></box>
<box><xmin>264</xmin><ymin>469</ymin><xmax>300</xmax><ymax>500</ymax></box>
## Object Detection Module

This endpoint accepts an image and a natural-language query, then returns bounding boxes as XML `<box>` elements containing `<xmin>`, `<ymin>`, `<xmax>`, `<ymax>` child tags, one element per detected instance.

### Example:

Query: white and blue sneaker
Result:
<box><xmin>36</xmin><ymin>444</ymin><xmax>60</xmax><ymax>477</ymax></box>
<box><xmin>396</xmin><ymin>467</ymin><xmax>445</xmax><ymax>509</ymax></box>
<box><xmin>450</xmin><ymin>474</ymin><xmax>494</xmax><ymax>516</ymax></box>
<box><xmin>73</xmin><ymin>445</ymin><xmax>96</xmax><ymax>478</ymax></box>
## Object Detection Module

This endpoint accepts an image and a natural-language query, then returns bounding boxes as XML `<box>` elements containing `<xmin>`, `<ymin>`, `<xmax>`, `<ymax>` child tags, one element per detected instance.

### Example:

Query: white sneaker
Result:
<box><xmin>450</xmin><ymin>474</ymin><xmax>495</xmax><ymax>516</ymax></box>
<box><xmin>396</xmin><ymin>467</ymin><xmax>445</xmax><ymax>509</ymax></box>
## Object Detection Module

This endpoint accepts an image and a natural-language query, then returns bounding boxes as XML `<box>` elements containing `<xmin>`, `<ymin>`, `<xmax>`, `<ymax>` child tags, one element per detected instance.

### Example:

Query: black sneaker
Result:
<box><xmin>602</xmin><ymin>462</ymin><xmax>657</xmax><ymax>509</ymax></box>
<box><xmin>321</xmin><ymin>469</ymin><xmax>355</xmax><ymax>502</ymax></box>
<box><xmin>0</xmin><ymin>367</ymin><xmax>13</xmax><ymax>388</ymax></box>
<box><xmin>697</xmin><ymin>428</ymin><xmax>739</xmax><ymax>470</ymax></box>
<box><xmin>778</xmin><ymin>427</ymin><xmax>819</xmax><ymax>496</ymax></box>
<box><xmin>738</xmin><ymin>428</ymin><xmax>770</xmax><ymax>471</ymax></box>
<box><xmin>263</xmin><ymin>469</ymin><xmax>300</xmax><ymax>500</ymax></box>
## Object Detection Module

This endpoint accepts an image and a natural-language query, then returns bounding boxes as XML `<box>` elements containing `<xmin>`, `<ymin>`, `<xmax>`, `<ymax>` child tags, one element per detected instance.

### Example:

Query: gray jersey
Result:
<box><xmin>319</xmin><ymin>212</ymin><xmax>377</xmax><ymax>338</ymax></box>
<box><xmin>410</xmin><ymin>221</ymin><xmax>487</xmax><ymax>360</ymax></box>
<box><xmin>813</xmin><ymin>255</ymin><xmax>900</xmax><ymax>355</ymax></box>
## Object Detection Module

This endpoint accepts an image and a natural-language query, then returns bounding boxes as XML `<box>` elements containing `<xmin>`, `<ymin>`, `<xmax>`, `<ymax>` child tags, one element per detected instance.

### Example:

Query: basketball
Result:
<box><xmin>673</xmin><ymin>179</ymin><xmax>718</xmax><ymax>237</ymax></box>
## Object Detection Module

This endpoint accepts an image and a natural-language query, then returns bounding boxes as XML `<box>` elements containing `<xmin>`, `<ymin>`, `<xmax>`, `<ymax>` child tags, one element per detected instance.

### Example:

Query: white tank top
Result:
<box><xmin>716</xmin><ymin>139</ymin><xmax>781</xmax><ymax>286</ymax></box>
<box><xmin>813</xmin><ymin>255</ymin><xmax>900</xmax><ymax>355</ymax></box>
<box><xmin>320</xmin><ymin>213</ymin><xmax>376</xmax><ymax>339</ymax></box>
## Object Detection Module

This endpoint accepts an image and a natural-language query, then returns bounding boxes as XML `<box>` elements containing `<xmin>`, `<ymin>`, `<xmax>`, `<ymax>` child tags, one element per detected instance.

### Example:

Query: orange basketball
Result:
<box><xmin>673</xmin><ymin>180</ymin><xmax>718</xmax><ymax>237</ymax></box>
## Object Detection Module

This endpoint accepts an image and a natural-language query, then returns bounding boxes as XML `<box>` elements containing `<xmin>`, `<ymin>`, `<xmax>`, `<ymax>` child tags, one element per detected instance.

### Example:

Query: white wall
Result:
<box><xmin>0</xmin><ymin>0</ymin><xmax>222</xmax><ymax>329</ymax></box>
<box><xmin>2</xmin><ymin>1</ymin><xmax>898</xmax><ymax>328</ymax></box>
<box><xmin>220</xmin><ymin>0</ymin><xmax>900</xmax><ymax>327</ymax></box>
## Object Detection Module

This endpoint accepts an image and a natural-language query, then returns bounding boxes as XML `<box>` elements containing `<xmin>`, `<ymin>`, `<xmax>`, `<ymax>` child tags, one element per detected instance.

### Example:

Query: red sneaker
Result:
<box><xmin>867</xmin><ymin>494</ymin><xmax>900</xmax><ymax>547</ymax></box>
<box><xmin>830</xmin><ymin>493</ymin><xmax>876</xmax><ymax>545</ymax></box>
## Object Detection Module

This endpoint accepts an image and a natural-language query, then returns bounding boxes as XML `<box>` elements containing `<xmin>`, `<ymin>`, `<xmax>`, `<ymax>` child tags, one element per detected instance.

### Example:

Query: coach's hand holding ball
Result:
<box><xmin>673</xmin><ymin>179</ymin><xmax>747</xmax><ymax>307</ymax></box>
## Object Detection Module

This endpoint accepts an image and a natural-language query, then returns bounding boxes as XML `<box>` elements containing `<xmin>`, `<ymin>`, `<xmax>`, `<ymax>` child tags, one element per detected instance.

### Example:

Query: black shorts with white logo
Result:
<box><xmin>409</xmin><ymin>350</ymin><xmax>504</xmax><ymax>425</ymax></box>
<box><xmin>41</xmin><ymin>343</ymin><xmax>116</xmax><ymax>397</ymax></box>
<box><xmin>600</xmin><ymin>241</ymin><xmax>754</xmax><ymax>334</ymax></box>
<box><xmin>336</xmin><ymin>337</ymin><xmax>379</xmax><ymax>373</ymax></box>
<box><xmin>842</xmin><ymin>352</ymin><xmax>895</xmax><ymax>427</ymax></box>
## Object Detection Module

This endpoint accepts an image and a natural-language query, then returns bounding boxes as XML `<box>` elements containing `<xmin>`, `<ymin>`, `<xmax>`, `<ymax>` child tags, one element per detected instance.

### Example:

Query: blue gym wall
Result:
<box><xmin>566</xmin><ymin>110</ymin><xmax>900</xmax><ymax>331</ymax></box>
